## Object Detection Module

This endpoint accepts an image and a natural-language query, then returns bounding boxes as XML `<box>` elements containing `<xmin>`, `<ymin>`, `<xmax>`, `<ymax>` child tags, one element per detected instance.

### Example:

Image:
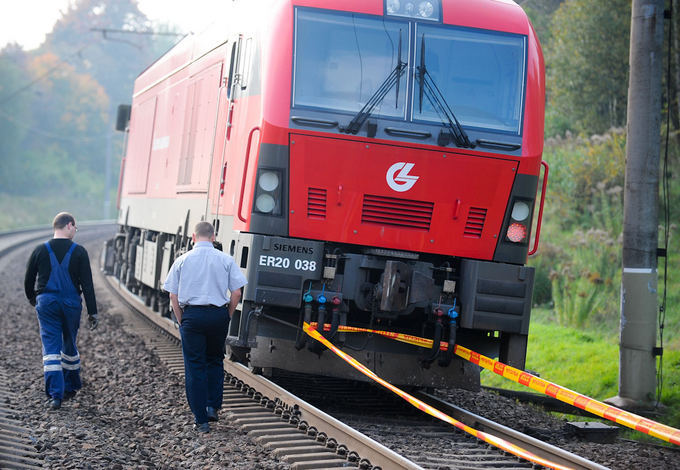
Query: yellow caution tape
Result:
<box><xmin>303</xmin><ymin>322</ymin><xmax>573</xmax><ymax>470</ymax></box>
<box><xmin>310</xmin><ymin>322</ymin><xmax>680</xmax><ymax>446</ymax></box>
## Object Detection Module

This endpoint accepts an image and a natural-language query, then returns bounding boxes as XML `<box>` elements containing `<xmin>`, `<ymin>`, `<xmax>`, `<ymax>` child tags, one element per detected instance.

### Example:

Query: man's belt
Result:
<box><xmin>185</xmin><ymin>304</ymin><xmax>227</xmax><ymax>309</ymax></box>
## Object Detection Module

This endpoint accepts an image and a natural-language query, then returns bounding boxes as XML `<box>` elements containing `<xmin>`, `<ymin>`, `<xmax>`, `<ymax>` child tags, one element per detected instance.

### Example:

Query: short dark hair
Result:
<box><xmin>194</xmin><ymin>221</ymin><xmax>214</xmax><ymax>238</ymax></box>
<box><xmin>53</xmin><ymin>212</ymin><xmax>75</xmax><ymax>230</ymax></box>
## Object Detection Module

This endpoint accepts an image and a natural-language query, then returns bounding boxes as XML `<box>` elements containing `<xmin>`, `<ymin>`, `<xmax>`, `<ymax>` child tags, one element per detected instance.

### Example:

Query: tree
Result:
<box><xmin>518</xmin><ymin>0</ymin><xmax>564</xmax><ymax>49</ymax></box>
<box><xmin>43</xmin><ymin>0</ymin><xmax>180</xmax><ymax>106</ymax></box>
<box><xmin>546</xmin><ymin>0</ymin><xmax>631</xmax><ymax>135</ymax></box>
<box><xmin>0</xmin><ymin>0</ymin><xmax>181</xmax><ymax>226</ymax></box>
<box><xmin>0</xmin><ymin>47</ymin><xmax>32</xmax><ymax>193</ymax></box>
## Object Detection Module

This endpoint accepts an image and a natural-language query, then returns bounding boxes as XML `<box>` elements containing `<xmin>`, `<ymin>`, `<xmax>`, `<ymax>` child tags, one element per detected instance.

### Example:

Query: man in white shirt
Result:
<box><xmin>163</xmin><ymin>221</ymin><xmax>247</xmax><ymax>433</ymax></box>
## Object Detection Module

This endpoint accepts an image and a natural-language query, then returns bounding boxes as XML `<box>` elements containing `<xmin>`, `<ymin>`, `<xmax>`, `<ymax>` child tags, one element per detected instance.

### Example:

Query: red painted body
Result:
<box><xmin>119</xmin><ymin>0</ymin><xmax>545</xmax><ymax>256</ymax></box>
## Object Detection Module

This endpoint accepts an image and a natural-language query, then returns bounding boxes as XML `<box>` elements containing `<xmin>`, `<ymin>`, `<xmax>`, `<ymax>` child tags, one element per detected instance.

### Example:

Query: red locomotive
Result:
<box><xmin>106</xmin><ymin>0</ymin><xmax>546</xmax><ymax>389</ymax></box>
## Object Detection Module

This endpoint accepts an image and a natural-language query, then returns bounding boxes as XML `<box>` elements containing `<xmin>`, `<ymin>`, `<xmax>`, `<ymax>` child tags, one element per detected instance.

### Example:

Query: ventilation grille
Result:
<box><xmin>307</xmin><ymin>187</ymin><xmax>327</xmax><ymax>219</ymax></box>
<box><xmin>464</xmin><ymin>207</ymin><xmax>487</xmax><ymax>238</ymax></box>
<box><xmin>361</xmin><ymin>194</ymin><xmax>434</xmax><ymax>230</ymax></box>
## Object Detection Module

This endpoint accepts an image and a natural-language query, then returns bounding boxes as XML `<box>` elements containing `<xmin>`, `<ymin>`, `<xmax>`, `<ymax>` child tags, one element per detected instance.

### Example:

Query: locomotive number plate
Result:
<box><xmin>254</xmin><ymin>237</ymin><xmax>323</xmax><ymax>276</ymax></box>
<box><xmin>258</xmin><ymin>255</ymin><xmax>317</xmax><ymax>272</ymax></box>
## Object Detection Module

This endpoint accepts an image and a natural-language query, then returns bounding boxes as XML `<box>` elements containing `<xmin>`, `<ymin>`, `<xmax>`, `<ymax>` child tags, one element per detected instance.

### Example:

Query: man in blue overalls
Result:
<box><xmin>24</xmin><ymin>212</ymin><xmax>99</xmax><ymax>410</ymax></box>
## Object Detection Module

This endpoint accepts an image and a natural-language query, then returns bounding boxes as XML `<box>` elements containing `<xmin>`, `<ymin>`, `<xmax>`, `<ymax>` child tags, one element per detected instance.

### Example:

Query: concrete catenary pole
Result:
<box><xmin>606</xmin><ymin>0</ymin><xmax>665</xmax><ymax>409</ymax></box>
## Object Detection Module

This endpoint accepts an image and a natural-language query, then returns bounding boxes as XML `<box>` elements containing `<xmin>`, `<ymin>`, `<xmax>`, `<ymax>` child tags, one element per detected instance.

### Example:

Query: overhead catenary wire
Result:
<box><xmin>0</xmin><ymin>44</ymin><xmax>91</xmax><ymax>106</ymax></box>
<box><xmin>0</xmin><ymin>26</ymin><xmax>185</xmax><ymax>106</ymax></box>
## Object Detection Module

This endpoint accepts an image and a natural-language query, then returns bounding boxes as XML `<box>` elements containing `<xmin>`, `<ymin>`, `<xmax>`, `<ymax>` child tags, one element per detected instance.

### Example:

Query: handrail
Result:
<box><xmin>384</xmin><ymin>127</ymin><xmax>431</xmax><ymax>139</ymax></box>
<box><xmin>528</xmin><ymin>160</ymin><xmax>549</xmax><ymax>256</ymax></box>
<box><xmin>237</xmin><ymin>126</ymin><xmax>261</xmax><ymax>223</ymax></box>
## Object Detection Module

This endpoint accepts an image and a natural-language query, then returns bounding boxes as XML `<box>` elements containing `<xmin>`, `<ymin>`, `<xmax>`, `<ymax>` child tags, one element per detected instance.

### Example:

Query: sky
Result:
<box><xmin>0</xmin><ymin>0</ymin><xmax>225</xmax><ymax>50</ymax></box>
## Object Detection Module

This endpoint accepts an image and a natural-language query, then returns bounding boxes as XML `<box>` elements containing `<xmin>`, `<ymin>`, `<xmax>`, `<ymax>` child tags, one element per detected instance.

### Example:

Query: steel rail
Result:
<box><xmin>106</xmin><ymin>274</ymin><xmax>423</xmax><ymax>470</ymax></box>
<box><xmin>414</xmin><ymin>390</ymin><xmax>609</xmax><ymax>470</ymax></box>
<box><xmin>0</xmin><ymin>221</ymin><xmax>115</xmax><ymax>258</ymax></box>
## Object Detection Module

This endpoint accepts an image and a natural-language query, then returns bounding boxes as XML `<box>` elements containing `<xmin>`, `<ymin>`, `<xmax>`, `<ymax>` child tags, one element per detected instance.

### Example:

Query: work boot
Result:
<box><xmin>48</xmin><ymin>398</ymin><xmax>62</xmax><ymax>410</ymax></box>
<box><xmin>193</xmin><ymin>422</ymin><xmax>210</xmax><ymax>434</ymax></box>
<box><xmin>206</xmin><ymin>406</ymin><xmax>219</xmax><ymax>422</ymax></box>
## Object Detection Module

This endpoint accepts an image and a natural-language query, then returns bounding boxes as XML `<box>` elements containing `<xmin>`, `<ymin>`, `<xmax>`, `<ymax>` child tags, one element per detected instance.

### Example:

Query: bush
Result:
<box><xmin>531</xmin><ymin>130</ymin><xmax>626</xmax><ymax>327</ymax></box>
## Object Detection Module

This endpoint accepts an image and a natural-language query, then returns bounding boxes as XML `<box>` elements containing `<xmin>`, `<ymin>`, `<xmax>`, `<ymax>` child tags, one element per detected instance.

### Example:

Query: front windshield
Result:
<box><xmin>292</xmin><ymin>9</ymin><xmax>527</xmax><ymax>136</ymax></box>
<box><xmin>293</xmin><ymin>9</ymin><xmax>408</xmax><ymax>118</ymax></box>
<box><xmin>414</xmin><ymin>24</ymin><xmax>526</xmax><ymax>134</ymax></box>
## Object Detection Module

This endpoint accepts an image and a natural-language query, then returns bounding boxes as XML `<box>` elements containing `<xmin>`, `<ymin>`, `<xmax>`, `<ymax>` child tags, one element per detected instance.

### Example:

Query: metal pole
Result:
<box><xmin>606</xmin><ymin>0</ymin><xmax>664</xmax><ymax>409</ymax></box>
<box><xmin>104</xmin><ymin>126</ymin><xmax>112</xmax><ymax>219</ymax></box>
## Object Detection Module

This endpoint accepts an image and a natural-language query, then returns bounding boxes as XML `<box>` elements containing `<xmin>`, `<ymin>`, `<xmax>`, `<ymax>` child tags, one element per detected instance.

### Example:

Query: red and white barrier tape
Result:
<box><xmin>309</xmin><ymin>322</ymin><xmax>680</xmax><ymax>446</ymax></box>
<box><xmin>303</xmin><ymin>322</ymin><xmax>573</xmax><ymax>470</ymax></box>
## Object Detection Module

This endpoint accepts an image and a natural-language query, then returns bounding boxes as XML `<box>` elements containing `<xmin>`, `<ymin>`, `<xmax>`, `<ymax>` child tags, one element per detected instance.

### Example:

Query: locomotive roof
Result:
<box><xmin>132</xmin><ymin>0</ymin><xmax>533</xmax><ymax>98</ymax></box>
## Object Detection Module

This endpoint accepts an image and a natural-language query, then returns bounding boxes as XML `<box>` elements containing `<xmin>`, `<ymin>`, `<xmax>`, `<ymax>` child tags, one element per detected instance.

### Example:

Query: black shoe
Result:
<box><xmin>63</xmin><ymin>390</ymin><xmax>77</xmax><ymax>401</ymax></box>
<box><xmin>206</xmin><ymin>407</ymin><xmax>219</xmax><ymax>422</ymax></box>
<box><xmin>194</xmin><ymin>422</ymin><xmax>210</xmax><ymax>434</ymax></box>
<box><xmin>48</xmin><ymin>398</ymin><xmax>62</xmax><ymax>410</ymax></box>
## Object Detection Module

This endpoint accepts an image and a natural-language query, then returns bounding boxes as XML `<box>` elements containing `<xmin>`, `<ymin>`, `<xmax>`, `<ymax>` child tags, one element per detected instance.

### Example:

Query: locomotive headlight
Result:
<box><xmin>253</xmin><ymin>168</ymin><xmax>283</xmax><ymax>215</ymax></box>
<box><xmin>255</xmin><ymin>194</ymin><xmax>276</xmax><ymax>213</ymax></box>
<box><xmin>418</xmin><ymin>1</ymin><xmax>434</xmax><ymax>18</ymax></box>
<box><xmin>511</xmin><ymin>201</ymin><xmax>530</xmax><ymax>221</ymax></box>
<box><xmin>258</xmin><ymin>171</ymin><xmax>279</xmax><ymax>192</ymax></box>
<box><xmin>384</xmin><ymin>0</ymin><xmax>440</xmax><ymax>20</ymax></box>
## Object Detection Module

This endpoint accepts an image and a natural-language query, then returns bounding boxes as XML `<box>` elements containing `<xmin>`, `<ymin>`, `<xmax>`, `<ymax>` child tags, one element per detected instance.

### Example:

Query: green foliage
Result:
<box><xmin>520</xmin><ymin>0</ymin><xmax>564</xmax><ymax>49</ymax></box>
<box><xmin>531</xmin><ymin>131</ymin><xmax>626</xmax><ymax>328</ymax></box>
<box><xmin>543</xmin><ymin>130</ymin><xmax>626</xmax><ymax>229</ymax></box>
<box><xmin>549</xmin><ymin>227</ymin><xmax>621</xmax><ymax>328</ymax></box>
<box><xmin>546</xmin><ymin>0</ymin><xmax>631</xmax><ymax>135</ymax></box>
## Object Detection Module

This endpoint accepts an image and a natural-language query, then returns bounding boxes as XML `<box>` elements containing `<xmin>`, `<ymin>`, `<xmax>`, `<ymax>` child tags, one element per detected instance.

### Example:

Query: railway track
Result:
<box><xmin>104</xmin><ymin>253</ymin><xmax>608</xmax><ymax>469</ymax></box>
<box><xmin>0</xmin><ymin>223</ymin><xmax>115</xmax><ymax>469</ymax></box>
<box><xmin>0</xmin><ymin>226</ymin><xmax>55</xmax><ymax>469</ymax></box>
<box><xmin>5</xmin><ymin>226</ymin><xmax>671</xmax><ymax>469</ymax></box>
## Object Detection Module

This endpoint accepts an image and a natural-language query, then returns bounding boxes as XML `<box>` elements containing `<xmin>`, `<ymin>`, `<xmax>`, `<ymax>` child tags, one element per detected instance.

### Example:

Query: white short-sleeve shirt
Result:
<box><xmin>163</xmin><ymin>241</ymin><xmax>247</xmax><ymax>306</ymax></box>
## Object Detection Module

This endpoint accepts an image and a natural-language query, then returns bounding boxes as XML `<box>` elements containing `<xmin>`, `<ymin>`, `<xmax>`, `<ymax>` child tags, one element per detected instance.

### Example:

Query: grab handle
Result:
<box><xmin>237</xmin><ymin>126</ymin><xmax>260</xmax><ymax>223</ymax></box>
<box><xmin>528</xmin><ymin>160</ymin><xmax>549</xmax><ymax>256</ymax></box>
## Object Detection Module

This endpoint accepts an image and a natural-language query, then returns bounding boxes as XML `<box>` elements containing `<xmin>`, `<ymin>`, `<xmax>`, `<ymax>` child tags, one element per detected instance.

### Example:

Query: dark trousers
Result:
<box><xmin>36</xmin><ymin>294</ymin><xmax>82</xmax><ymax>400</ymax></box>
<box><xmin>179</xmin><ymin>305</ymin><xmax>229</xmax><ymax>424</ymax></box>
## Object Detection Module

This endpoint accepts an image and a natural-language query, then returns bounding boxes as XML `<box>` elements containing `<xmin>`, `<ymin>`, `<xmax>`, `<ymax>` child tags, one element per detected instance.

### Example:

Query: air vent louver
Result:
<box><xmin>361</xmin><ymin>194</ymin><xmax>433</xmax><ymax>230</ymax></box>
<box><xmin>464</xmin><ymin>207</ymin><xmax>487</xmax><ymax>238</ymax></box>
<box><xmin>307</xmin><ymin>187</ymin><xmax>327</xmax><ymax>219</ymax></box>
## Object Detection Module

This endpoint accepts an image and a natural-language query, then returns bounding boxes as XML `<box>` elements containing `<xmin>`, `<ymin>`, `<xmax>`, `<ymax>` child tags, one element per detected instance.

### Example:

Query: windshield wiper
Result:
<box><xmin>417</xmin><ymin>34</ymin><xmax>474</xmax><ymax>148</ymax></box>
<box><xmin>342</xmin><ymin>30</ymin><xmax>406</xmax><ymax>135</ymax></box>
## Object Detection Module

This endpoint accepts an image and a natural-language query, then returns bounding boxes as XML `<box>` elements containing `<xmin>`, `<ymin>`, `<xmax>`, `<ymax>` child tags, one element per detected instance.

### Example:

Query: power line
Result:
<box><xmin>0</xmin><ymin>44</ymin><xmax>91</xmax><ymax>106</ymax></box>
<box><xmin>90</xmin><ymin>27</ymin><xmax>188</xmax><ymax>51</ymax></box>
<box><xmin>90</xmin><ymin>27</ymin><xmax>186</xmax><ymax>36</ymax></box>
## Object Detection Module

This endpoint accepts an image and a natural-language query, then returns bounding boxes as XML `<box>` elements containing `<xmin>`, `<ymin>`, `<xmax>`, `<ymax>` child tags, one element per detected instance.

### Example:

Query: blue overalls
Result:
<box><xmin>35</xmin><ymin>242</ymin><xmax>82</xmax><ymax>400</ymax></box>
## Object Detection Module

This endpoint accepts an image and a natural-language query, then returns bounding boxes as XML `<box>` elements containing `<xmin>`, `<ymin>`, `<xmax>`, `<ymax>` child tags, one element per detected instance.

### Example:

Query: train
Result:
<box><xmin>104</xmin><ymin>0</ymin><xmax>546</xmax><ymax>390</ymax></box>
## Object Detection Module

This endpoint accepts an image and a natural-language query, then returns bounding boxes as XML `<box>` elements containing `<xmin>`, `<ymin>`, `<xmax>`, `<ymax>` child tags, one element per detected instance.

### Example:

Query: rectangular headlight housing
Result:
<box><xmin>385</xmin><ymin>0</ymin><xmax>442</xmax><ymax>21</ymax></box>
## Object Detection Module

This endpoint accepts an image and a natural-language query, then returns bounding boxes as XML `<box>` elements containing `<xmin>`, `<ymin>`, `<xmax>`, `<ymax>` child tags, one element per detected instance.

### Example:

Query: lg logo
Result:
<box><xmin>386</xmin><ymin>162</ymin><xmax>419</xmax><ymax>192</ymax></box>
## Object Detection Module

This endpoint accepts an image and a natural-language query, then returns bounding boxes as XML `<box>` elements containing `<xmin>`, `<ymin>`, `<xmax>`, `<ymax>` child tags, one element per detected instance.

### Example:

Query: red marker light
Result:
<box><xmin>332</xmin><ymin>296</ymin><xmax>341</xmax><ymax>305</ymax></box>
<box><xmin>506</xmin><ymin>223</ymin><xmax>527</xmax><ymax>243</ymax></box>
